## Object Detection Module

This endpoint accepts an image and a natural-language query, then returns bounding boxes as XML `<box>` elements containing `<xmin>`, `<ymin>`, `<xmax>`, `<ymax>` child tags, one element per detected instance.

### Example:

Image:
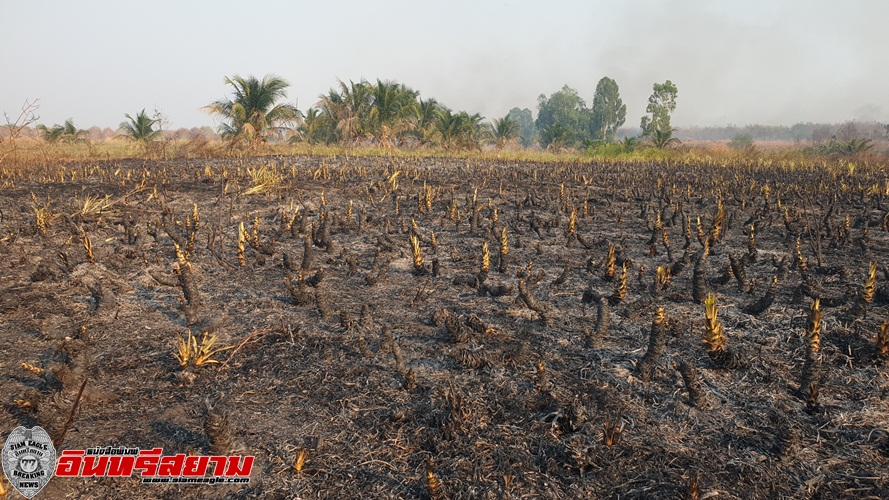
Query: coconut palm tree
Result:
<box><xmin>38</xmin><ymin>118</ymin><xmax>86</xmax><ymax>143</ymax></box>
<box><xmin>435</xmin><ymin>109</ymin><xmax>463</xmax><ymax>149</ymax></box>
<box><xmin>649</xmin><ymin>128</ymin><xmax>682</xmax><ymax>149</ymax></box>
<box><xmin>204</xmin><ymin>74</ymin><xmax>301</xmax><ymax>146</ymax></box>
<box><xmin>414</xmin><ymin>98</ymin><xmax>440</xmax><ymax>130</ymax></box>
<box><xmin>317</xmin><ymin>79</ymin><xmax>374</xmax><ymax>145</ymax></box>
<box><xmin>461</xmin><ymin>112</ymin><xmax>485</xmax><ymax>150</ymax></box>
<box><xmin>294</xmin><ymin>108</ymin><xmax>336</xmax><ymax>145</ymax></box>
<box><xmin>492</xmin><ymin>115</ymin><xmax>519</xmax><ymax>150</ymax></box>
<box><xmin>620</xmin><ymin>136</ymin><xmax>640</xmax><ymax>152</ymax></box>
<box><xmin>368</xmin><ymin>80</ymin><xmax>418</xmax><ymax>147</ymax></box>
<box><xmin>37</xmin><ymin>123</ymin><xmax>66</xmax><ymax>144</ymax></box>
<box><xmin>435</xmin><ymin>109</ymin><xmax>484</xmax><ymax>150</ymax></box>
<box><xmin>649</xmin><ymin>127</ymin><xmax>681</xmax><ymax>149</ymax></box>
<box><xmin>409</xmin><ymin>98</ymin><xmax>442</xmax><ymax>147</ymax></box>
<box><xmin>119</xmin><ymin>110</ymin><xmax>161</xmax><ymax>143</ymax></box>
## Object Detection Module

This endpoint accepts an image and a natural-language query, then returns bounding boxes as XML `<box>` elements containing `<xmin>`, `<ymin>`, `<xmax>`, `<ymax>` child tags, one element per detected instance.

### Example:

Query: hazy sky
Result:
<box><xmin>2</xmin><ymin>0</ymin><xmax>887</xmax><ymax>130</ymax></box>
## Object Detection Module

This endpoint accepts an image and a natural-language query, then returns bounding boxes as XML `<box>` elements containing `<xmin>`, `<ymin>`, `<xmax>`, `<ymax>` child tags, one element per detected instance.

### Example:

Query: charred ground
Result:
<box><xmin>1</xmin><ymin>156</ymin><xmax>888</xmax><ymax>499</ymax></box>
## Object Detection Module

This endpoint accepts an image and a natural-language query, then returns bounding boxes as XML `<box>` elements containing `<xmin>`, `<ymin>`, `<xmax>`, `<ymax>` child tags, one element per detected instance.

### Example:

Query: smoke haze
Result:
<box><xmin>1</xmin><ymin>0</ymin><xmax>885</xmax><ymax>129</ymax></box>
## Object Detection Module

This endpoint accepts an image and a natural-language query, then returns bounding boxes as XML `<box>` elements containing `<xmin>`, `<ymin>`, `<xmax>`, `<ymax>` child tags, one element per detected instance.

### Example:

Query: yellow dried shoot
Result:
<box><xmin>425</xmin><ymin>457</ymin><xmax>444</xmax><ymax>500</ymax></box>
<box><xmin>656</xmin><ymin>266</ymin><xmax>671</xmax><ymax>288</ymax></box>
<box><xmin>654</xmin><ymin>306</ymin><xmax>666</xmax><ymax>325</ymax></box>
<box><xmin>860</xmin><ymin>261</ymin><xmax>877</xmax><ymax>304</ymax></box>
<box><xmin>605</xmin><ymin>242</ymin><xmax>616</xmax><ymax>279</ymax></box>
<box><xmin>32</xmin><ymin>198</ymin><xmax>56</xmax><ymax>236</ymax></box>
<box><xmin>877</xmin><ymin>320</ymin><xmax>889</xmax><ymax>358</ymax></box>
<box><xmin>795</xmin><ymin>235</ymin><xmax>807</xmax><ymax>272</ymax></box>
<box><xmin>81</xmin><ymin>229</ymin><xmax>95</xmax><ymax>264</ymax></box>
<box><xmin>603</xmin><ymin>418</ymin><xmax>623</xmax><ymax>447</ymax></box>
<box><xmin>293</xmin><ymin>449</ymin><xmax>309</xmax><ymax>472</ymax></box>
<box><xmin>423</xmin><ymin>182</ymin><xmax>433</xmax><ymax>212</ymax></box>
<box><xmin>410</xmin><ymin>233</ymin><xmax>424</xmax><ymax>273</ymax></box>
<box><xmin>696</xmin><ymin>215</ymin><xmax>707</xmax><ymax>249</ymax></box>
<box><xmin>615</xmin><ymin>261</ymin><xmax>628</xmax><ymax>301</ymax></box>
<box><xmin>806</xmin><ymin>298</ymin><xmax>822</xmax><ymax>354</ymax></box>
<box><xmin>21</xmin><ymin>362</ymin><xmax>44</xmax><ymax>375</ymax></box>
<box><xmin>76</xmin><ymin>194</ymin><xmax>112</xmax><ymax>218</ymax></box>
<box><xmin>387</xmin><ymin>170</ymin><xmax>400</xmax><ymax>191</ymax></box>
<box><xmin>244</xmin><ymin>165</ymin><xmax>283</xmax><ymax>195</ymax></box>
<box><xmin>173</xmin><ymin>242</ymin><xmax>188</xmax><ymax>267</ymax></box>
<box><xmin>481</xmin><ymin>242</ymin><xmax>490</xmax><ymax>274</ymax></box>
<box><xmin>174</xmin><ymin>331</ymin><xmax>229</xmax><ymax>367</ymax></box>
<box><xmin>703</xmin><ymin>293</ymin><xmax>726</xmax><ymax>354</ymax></box>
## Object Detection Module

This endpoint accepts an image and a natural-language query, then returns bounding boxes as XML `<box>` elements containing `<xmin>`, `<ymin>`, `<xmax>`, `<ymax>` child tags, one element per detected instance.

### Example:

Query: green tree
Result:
<box><xmin>640</xmin><ymin>80</ymin><xmax>678</xmax><ymax>137</ymax></box>
<box><xmin>507</xmin><ymin>107</ymin><xmax>536</xmax><ymax>147</ymax></box>
<box><xmin>435</xmin><ymin>109</ymin><xmax>484</xmax><ymax>150</ymax></box>
<box><xmin>435</xmin><ymin>109</ymin><xmax>463</xmax><ymax>149</ymax></box>
<box><xmin>535</xmin><ymin>85</ymin><xmax>592</xmax><ymax>148</ymax></box>
<box><xmin>318</xmin><ymin>79</ymin><xmax>375</xmax><ymax>145</ymax></box>
<box><xmin>650</xmin><ymin>127</ymin><xmax>681</xmax><ymax>149</ymax></box>
<box><xmin>729</xmin><ymin>133</ymin><xmax>754</xmax><ymax>151</ymax></box>
<box><xmin>460</xmin><ymin>112</ymin><xmax>485</xmax><ymax>149</ymax></box>
<box><xmin>620</xmin><ymin>136</ymin><xmax>639</xmax><ymax>152</ymax></box>
<box><xmin>491</xmin><ymin>114</ymin><xmax>519</xmax><ymax>149</ymax></box>
<box><xmin>411</xmin><ymin>98</ymin><xmax>442</xmax><ymax>146</ymax></box>
<box><xmin>38</xmin><ymin>118</ymin><xmax>86</xmax><ymax>143</ymax></box>
<box><xmin>119</xmin><ymin>109</ymin><xmax>161</xmax><ymax>143</ymax></box>
<box><xmin>37</xmin><ymin>123</ymin><xmax>66</xmax><ymax>144</ymax></box>
<box><xmin>819</xmin><ymin>138</ymin><xmax>873</xmax><ymax>156</ymax></box>
<box><xmin>367</xmin><ymin>79</ymin><xmax>419</xmax><ymax>146</ymax></box>
<box><xmin>539</xmin><ymin>123</ymin><xmax>574</xmax><ymax>151</ymax></box>
<box><xmin>590</xmin><ymin>77</ymin><xmax>626</xmax><ymax>142</ymax></box>
<box><xmin>295</xmin><ymin>108</ymin><xmax>336</xmax><ymax>145</ymax></box>
<box><xmin>204</xmin><ymin>74</ymin><xmax>301</xmax><ymax>146</ymax></box>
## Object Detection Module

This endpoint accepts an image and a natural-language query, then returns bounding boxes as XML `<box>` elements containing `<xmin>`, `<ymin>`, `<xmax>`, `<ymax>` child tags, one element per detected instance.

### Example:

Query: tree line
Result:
<box><xmin>29</xmin><ymin>74</ymin><xmax>672</xmax><ymax>151</ymax></box>
<box><xmin>25</xmin><ymin>73</ymin><xmax>885</xmax><ymax>153</ymax></box>
<box><xmin>679</xmin><ymin>121</ymin><xmax>889</xmax><ymax>143</ymax></box>
<box><xmin>194</xmin><ymin>74</ymin><xmax>680</xmax><ymax>151</ymax></box>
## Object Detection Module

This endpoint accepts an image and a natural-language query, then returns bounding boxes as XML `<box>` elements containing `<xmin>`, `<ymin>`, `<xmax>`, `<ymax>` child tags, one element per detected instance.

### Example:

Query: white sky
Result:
<box><xmin>1</xmin><ymin>0</ymin><xmax>887</xmax><ymax>130</ymax></box>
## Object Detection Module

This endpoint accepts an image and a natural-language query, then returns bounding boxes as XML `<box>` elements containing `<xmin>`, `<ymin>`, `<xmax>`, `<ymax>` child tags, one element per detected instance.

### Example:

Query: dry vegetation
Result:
<box><xmin>1</xmin><ymin>152</ymin><xmax>889</xmax><ymax>498</ymax></box>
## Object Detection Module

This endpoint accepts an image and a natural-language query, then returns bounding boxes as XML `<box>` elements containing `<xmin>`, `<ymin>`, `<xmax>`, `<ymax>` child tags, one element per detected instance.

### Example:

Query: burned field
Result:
<box><xmin>1</xmin><ymin>156</ymin><xmax>889</xmax><ymax>499</ymax></box>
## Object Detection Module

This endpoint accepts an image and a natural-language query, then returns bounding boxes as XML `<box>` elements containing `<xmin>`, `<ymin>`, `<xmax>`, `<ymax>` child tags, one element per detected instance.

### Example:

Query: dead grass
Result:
<box><xmin>2</xmin><ymin>137</ymin><xmax>887</xmax><ymax>178</ymax></box>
